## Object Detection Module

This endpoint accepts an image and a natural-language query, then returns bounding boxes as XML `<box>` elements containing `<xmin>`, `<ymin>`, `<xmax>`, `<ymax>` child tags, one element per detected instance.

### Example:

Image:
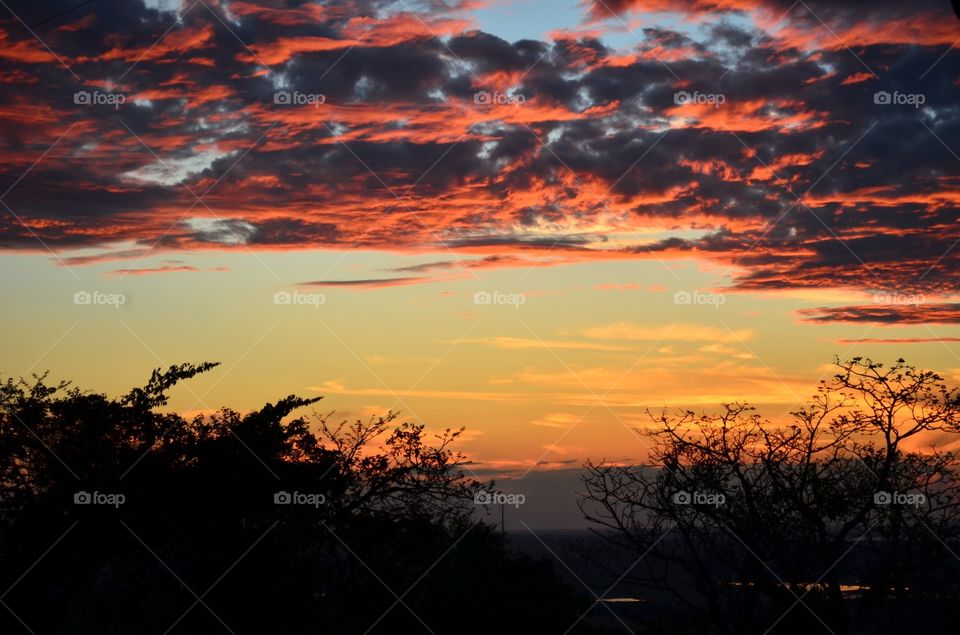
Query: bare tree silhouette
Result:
<box><xmin>580</xmin><ymin>357</ymin><xmax>960</xmax><ymax>634</ymax></box>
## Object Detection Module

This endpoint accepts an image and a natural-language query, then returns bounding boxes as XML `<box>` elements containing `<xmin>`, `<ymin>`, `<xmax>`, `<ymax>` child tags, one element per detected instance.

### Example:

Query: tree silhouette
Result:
<box><xmin>0</xmin><ymin>363</ymin><xmax>594</xmax><ymax>634</ymax></box>
<box><xmin>580</xmin><ymin>357</ymin><xmax>960</xmax><ymax>634</ymax></box>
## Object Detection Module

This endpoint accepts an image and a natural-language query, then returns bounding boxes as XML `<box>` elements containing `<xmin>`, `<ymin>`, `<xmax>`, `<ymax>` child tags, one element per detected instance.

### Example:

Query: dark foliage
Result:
<box><xmin>0</xmin><ymin>363</ymin><xmax>592</xmax><ymax>634</ymax></box>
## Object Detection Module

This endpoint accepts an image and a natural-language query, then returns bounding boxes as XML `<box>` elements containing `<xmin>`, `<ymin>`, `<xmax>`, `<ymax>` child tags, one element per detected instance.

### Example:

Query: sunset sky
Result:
<box><xmin>1</xmin><ymin>0</ymin><xmax>959</xmax><ymax>479</ymax></box>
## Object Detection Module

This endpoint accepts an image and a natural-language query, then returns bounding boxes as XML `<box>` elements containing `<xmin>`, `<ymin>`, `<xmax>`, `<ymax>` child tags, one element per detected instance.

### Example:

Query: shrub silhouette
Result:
<box><xmin>0</xmin><ymin>363</ymin><xmax>593</xmax><ymax>634</ymax></box>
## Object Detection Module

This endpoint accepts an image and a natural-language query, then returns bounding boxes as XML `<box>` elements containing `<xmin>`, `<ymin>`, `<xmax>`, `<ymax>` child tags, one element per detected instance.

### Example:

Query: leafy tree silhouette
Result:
<box><xmin>0</xmin><ymin>363</ymin><xmax>594</xmax><ymax>634</ymax></box>
<box><xmin>580</xmin><ymin>357</ymin><xmax>960</xmax><ymax>635</ymax></box>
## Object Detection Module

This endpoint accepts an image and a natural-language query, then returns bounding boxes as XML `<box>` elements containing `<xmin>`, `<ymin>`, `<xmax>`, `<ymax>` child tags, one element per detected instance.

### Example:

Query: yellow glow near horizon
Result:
<box><xmin>3</xmin><ymin>249</ymin><xmax>959</xmax><ymax>476</ymax></box>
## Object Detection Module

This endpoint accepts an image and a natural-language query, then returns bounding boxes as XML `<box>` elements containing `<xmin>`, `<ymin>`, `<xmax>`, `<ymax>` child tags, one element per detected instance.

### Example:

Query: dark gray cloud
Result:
<box><xmin>0</xmin><ymin>0</ymin><xmax>957</xmax><ymax>302</ymax></box>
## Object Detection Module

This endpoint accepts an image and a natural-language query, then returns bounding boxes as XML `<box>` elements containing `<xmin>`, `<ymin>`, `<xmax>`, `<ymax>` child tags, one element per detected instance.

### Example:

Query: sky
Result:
<box><xmin>1</xmin><ymin>0</ymin><xmax>960</xmax><ymax>493</ymax></box>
